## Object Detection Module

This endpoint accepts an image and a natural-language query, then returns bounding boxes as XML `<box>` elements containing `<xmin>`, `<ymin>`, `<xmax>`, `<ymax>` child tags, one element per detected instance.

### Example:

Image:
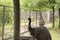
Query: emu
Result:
<box><xmin>28</xmin><ymin>13</ymin><xmax>52</xmax><ymax>40</ymax></box>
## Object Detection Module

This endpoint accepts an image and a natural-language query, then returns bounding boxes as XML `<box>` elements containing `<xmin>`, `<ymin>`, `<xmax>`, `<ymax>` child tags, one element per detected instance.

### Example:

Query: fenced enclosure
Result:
<box><xmin>0</xmin><ymin>5</ymin><xmax>14</xmax><ymax>40</ymax></box>
<box><xmin>0</xmin><ymin>5</ymin><xmax>60</xmax><ymax>40</ymax></box>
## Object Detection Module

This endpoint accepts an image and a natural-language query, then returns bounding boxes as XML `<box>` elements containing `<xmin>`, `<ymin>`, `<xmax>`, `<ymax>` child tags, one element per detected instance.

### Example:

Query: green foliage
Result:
<box><xmin>0</xmin><ymin>0</ymin><xmax>13</xmax><ymax>27</ymax></box>
<box><xmin>0</xmin><ymin>13</ymin><xmax>11</xmax><ymax>26</ymax></box>
<box><xmin>0</xmin><ymin>12</ymin><xmax>3</xmax><ymax>26</ymax></box>
<box><xmin>0</xmin><ymin>6</ymin><xmax>3</xmax><ymax>11</ymax></box>
<box><xmin>5</xmin><ymin>12</ymin><xmax>11</xmax><ymax>24</ymax></box>
<box><xmin>0</xmin><ymin>0</ymin><xmax>13</xmax><ymax>25</ymax></box>
<box><xmin>20</xmin><ymin>0</ymin><xmax>60</xmax><ymax>11</ymax></box>
<box><xmin>0</xmin><ymin>0</ymin><xmax>13</xmax><ymax>6</ymax></box>
<box><xmin>0</xmin><ymin>9</ymin><xmax>12</xmax><ymax>25</ymax></box>
<box><xmin>54</xmin><ymin>19</ymin><xmax>59</xmax><ymax>29</ymax></box>
<box><xmin>20</xmin><ymin>0</ymin><xmax>53</xmax><ymax>11</ymax></box>
<box><xmin>35</xmin><ymin>1</ymin><xmax>50</xmax><ymax>11</ymax></box>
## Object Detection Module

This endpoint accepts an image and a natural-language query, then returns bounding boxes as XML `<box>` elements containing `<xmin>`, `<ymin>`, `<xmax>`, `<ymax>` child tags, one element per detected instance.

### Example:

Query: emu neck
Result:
<box><xmin>28</xmin><ymin>18</ymin><xmax>31</xmax><ymax>26</ymax></box>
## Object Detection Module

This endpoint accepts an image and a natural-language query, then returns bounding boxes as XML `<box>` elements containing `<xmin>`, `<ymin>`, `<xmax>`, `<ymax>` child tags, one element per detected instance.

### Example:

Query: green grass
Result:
<box><xmin>49</xmin><ymin>19</ymin><xmax>60</xmax><ymax>40</ymax></box>
<box><xmin>54</xmin><ymin>19</ymin><xmax>59</xmax><ymax>29</ymax></box>
<box><xmin>49</xmin><ymin>29</ymin><xmax>60</xmax><ymax>40</ymax></box>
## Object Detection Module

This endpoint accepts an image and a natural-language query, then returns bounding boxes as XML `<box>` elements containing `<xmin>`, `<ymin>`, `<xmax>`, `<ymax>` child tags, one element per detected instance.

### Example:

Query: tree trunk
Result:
<box><xmin>13</xmin><ymin>0</ymin><xmax>20</xmax><ymax>40</ymax></box>
<box><xmin>59</xmin><ymin>8</ymin><xmax>60</xmax><ymax>28</ymax></box>
<box><xmin>52</xmin><ymin>6</ymin><xmax>55</xmax><ymax>28</ymax></box>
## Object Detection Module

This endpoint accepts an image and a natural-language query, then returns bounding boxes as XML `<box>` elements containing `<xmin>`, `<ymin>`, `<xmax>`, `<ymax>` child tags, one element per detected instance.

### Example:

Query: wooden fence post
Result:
<box><xmin>2</xmin><ymin>6</ymin><xmax>5</xmax><ymax>40</ymax></box>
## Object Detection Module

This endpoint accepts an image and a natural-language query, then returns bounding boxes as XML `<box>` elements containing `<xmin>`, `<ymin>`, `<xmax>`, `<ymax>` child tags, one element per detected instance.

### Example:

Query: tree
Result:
<box><xmin>13</xmin><ymin>0</ymin><xmax>20</xmax><ymax>40</ymax></box>
<box><xmin>49</xmin><ymin>0</ymin><xmax>57</xmax><ymax>28</ymax></box>
<box><xmin>58</xmin><ymin>5</ymin><xmax>60</xmax><ymax>28</ymax></box>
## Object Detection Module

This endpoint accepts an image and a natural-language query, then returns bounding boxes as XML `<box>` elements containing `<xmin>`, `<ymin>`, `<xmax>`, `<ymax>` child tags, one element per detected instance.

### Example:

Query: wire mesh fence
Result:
<box><xmin>0</xmin><ymin>5</ymin><xmax>14</xmax><ymax>40</ymax></box>
<box><xmin>0</xmin><ymin>5</ymin><xmax>40</xmax><ymax>40</ymax></box>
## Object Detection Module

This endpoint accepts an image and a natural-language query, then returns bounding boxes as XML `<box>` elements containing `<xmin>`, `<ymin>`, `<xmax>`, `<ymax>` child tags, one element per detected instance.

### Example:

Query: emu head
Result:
<box><xmin>28</xmin><ymin>18</ymin><xmax>31</xmax><ymax>25</ymax></box>
<box><xmin>28</xmin><ymin>18</ymin><xmax>31</xmax><ymax>21</ymax></box>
